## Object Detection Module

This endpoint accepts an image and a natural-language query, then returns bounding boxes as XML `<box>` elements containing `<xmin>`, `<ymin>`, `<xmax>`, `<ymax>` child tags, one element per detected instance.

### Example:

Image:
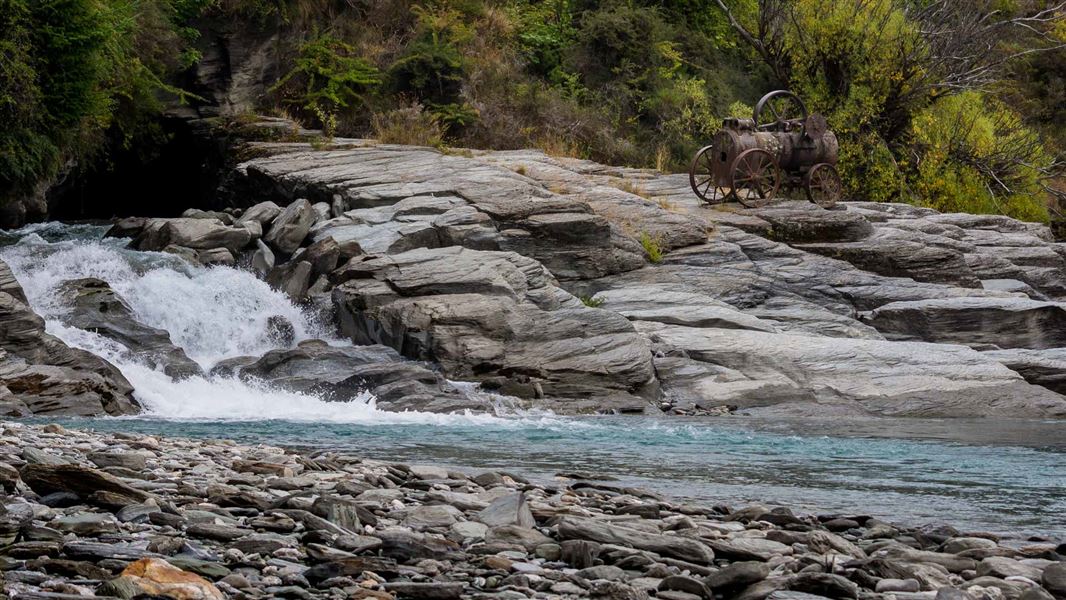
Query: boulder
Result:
<box><xmin>58</xmin><ymin>278</ymin><xmax>202</xmax><ymax>378</ymax></box>
<box><xmin>264</xmin><ymin>198</ymin><xmax>316</xmax><ymax>255</ymax></box>
<box><xmin>0</xmin><ymin>262</ymin><xmax>138</xmax><ymax>416</ymax></box>
<box><xmin>331</xmin><ymin>247</ymin><xmax>657</xmax><ymax>409</ymax></box>
<box><xmin>251</xmin><ymin>238</ymin><xmax>275</xmax><ymax>276</ymax></box>
<box><xmin>116</xmin><ymin>557</ymin><xmax>224</xmax><ymax>600</ymax></box>
<box><xmin>556</xmin><ymin>516</ymin><xmax>714</xmax><ymax>564</ymax></box>
<box><xmin>217</xmin><ymin>339</ymin><xmax>485</xmax><ymax>412</ymax></box>
<box><xmin>135</xmin><ymin>218</ymin><xmax>252</xmax><ymax>253</ymax></box>
<box><xmin>265</xmin><ymin>260</ymin><xmax>312</xmax><ymax>303</ymax></box>
<box><xmin>235</xmin><ymin>201</ymin><xmax>282</xmax><ymax>226</ymax></box>
<box><xmin>1043</xmin><ymin>562</ymin><xmax>1066</xmax><ymax>599</ymax></box>
<box><xmin>20</xmin><ymin>463</ymin><xmax>154</xmax><ymax>508</ymax></box>
<box><xmin>476</xmin><ymin>493</ymin><xmax>535</xmax><ymax>528</ymax></box>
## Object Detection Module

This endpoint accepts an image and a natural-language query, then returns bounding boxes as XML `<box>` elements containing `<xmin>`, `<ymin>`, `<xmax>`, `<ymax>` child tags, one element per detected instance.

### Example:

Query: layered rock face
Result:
<box><xmin>54</xmin><ymin>128</ymin><xmax>1063</xmax><ymax>417</ymax></box>
<box><xmin>0</xmin><ymin>261</ymin><xmax>139</xmax><ymax>417</ymax></box>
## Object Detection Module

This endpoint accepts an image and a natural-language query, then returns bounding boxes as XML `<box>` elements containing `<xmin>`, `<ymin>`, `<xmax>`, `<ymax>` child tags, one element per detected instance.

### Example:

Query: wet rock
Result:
<box><xmin>265</xmin><ymin>260</ymin><xmax>312</xmax><ymax>302</ymax></box>
<box><xmin>59</xmin><ymin>278</ymin><xmax>202</xmax><ymax>379</ymax></box>
<box><xmin>0</xmin><ymin>262</ymin><xmax>138</xmax><ymax>417</ymax></box>
<box><xmin>197</xmin><ymin>247</ymin><xmax>235</xmax><ymax>266</ymax></box>
<box><xmin>252</xmin><ymin>238</ymin><xmax>276</xmax><ymax>276</ymax></box>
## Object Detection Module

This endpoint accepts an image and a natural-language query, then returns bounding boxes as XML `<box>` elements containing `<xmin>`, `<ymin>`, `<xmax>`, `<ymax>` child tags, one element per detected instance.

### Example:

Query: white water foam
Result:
<box><xmin>0</xmin><ymin>228</ymin><xmax>517</xmax><ymax>425</ymax></box>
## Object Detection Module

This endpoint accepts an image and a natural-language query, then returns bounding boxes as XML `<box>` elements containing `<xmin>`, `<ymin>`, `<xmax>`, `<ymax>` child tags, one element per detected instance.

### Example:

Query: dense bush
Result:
<box><xmin>0</xmin><ymin>0</ymin><xmax>207</xmax><ymax>203</ymax></box>
<box><xmin>3</xmin><ymin>0</ymin><xmax>1062</xmax><ymax>224</ymax></box>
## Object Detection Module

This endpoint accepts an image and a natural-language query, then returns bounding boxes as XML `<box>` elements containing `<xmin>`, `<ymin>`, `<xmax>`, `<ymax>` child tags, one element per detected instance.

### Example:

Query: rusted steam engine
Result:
<box><xmin>688</xmin><ymin>90</ymin><xmax>843</xmax><ymax>208</ymax></box>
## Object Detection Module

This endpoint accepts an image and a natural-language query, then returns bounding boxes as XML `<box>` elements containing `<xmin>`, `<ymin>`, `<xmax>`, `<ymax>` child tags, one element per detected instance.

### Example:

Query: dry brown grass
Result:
<box><xmin>370</xmin><ymin>103</ymin><xmax>444</xmax><ymax>148</ymax></box>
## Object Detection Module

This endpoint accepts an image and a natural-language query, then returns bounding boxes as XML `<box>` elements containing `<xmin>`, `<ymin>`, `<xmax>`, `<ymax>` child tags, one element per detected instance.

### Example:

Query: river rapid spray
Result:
<box><xmin>0</xmin><ymin>223</ymin><xmax>521</xmax><ymax>425</ymax></box>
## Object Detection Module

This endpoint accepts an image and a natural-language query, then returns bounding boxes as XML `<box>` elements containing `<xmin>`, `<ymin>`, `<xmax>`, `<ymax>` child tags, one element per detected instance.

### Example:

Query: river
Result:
<box><xmin>3</xmin><ymin>223</ymin><xmax>1064</xmax><ymax>538</ymax></box>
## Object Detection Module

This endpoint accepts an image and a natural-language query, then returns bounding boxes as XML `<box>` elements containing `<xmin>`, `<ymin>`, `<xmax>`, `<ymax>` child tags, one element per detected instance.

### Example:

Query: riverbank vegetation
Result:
<box><xmin>1</xmin><ymin>0</ymin><xmax>1063</xmax><ymax>223</ymax></box>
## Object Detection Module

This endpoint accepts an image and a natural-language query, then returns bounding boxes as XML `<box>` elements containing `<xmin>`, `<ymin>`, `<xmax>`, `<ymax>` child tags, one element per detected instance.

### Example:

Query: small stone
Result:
<box><xmin>476</xmin><ymin>493</ymin><xmax>535</xmax><ymax>528</ymax></box>
<box><xmin>535</xmin><ymin>543</ymin><xmax>562</xmax><ymax>561</ymax></box>
<box><xmin>52</xmin><ymin>512</ymin><xmax>118</xmax><ymax>536</ymax></box>
<box><xmin>577</xmin><ymin>565</ymin><xmax>627</xmax><ymax>581</ymax></box>
<box><xmin>876</xmin><ymin>578</ymin><xmax>921</xmax><ymax>593</ymax></box>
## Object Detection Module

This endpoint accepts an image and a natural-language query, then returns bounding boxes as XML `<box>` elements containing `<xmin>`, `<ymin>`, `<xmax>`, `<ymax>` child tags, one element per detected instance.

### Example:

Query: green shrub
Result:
<box><xmin>272</xmin><ymin>33</ymin><xmax>382</xmax><ymax>128</ymax></box>
<box><xmin>0</xmin><ymin>0</ymin><xmax>211</xmax><ymax>203</ymax></box>
<box><xmin>389</xmin><ymin>7</ymin><xmax>472</xmax><ymax>107</ymax></box>
<box><xmin>908</xmin><ymin>91</ymin><xmax>1050</xmax><ymax>222</ymax></box>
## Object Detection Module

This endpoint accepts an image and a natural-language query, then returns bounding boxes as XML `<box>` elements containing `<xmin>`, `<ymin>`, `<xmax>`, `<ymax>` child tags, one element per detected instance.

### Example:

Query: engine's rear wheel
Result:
<box><xmin>805</xmin><ymin>163</ymin><xmax>843</xmax><ymax>208</ymax></box>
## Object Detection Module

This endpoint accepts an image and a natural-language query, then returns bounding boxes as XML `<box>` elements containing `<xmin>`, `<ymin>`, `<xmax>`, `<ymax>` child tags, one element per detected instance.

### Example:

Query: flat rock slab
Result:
<box><xmin>638</xmin><ymin>321</ymin><xmax>1066</xmax><ymax>418</ymax></box>
<box><xmin>861</xmin><ymin>297</ymin><xmax>1066</xmax><ymax>350</ymax></box>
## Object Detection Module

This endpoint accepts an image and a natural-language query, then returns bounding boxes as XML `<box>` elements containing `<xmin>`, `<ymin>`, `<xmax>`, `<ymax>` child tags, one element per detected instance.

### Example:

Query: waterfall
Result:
<box><xmin>0</xmin><ymin>224</ymin><xmax>504</xmax><ymax>424</ymax></box>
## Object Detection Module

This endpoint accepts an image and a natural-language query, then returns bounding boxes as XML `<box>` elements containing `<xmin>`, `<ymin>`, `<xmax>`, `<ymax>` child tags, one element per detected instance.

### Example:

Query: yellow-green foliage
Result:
<box><xmin>639</xmin><ymin>231</ymin><xmax>664</xmax><ymax>263</ymax></box>
<box><xmin>764</xmin><ymin>0</ymin><xmax>1055</xmax><ymax>222</ymax></box>
<box><xmin>909</xmin><ymin>91</ymin><xmax>1050</xmax><ymax>223</ymax></box>
<box><xmin>779</xmin><ymin>0</ymin><xmax>918</xmax><ymax>200</ymax></box>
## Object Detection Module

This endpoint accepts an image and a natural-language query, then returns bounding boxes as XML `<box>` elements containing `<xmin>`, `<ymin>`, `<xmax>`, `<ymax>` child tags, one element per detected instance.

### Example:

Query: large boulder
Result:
<box><xmin>134</xmin><ymin>218</ymin><xmax>252</xmax><ymax>253</ymax></box>
<box><xmin>215</xmin><ymin>339</ymin><xmax>485</xmax><ymax>412</ymax></box>
<box><xmin>331</xmin><ymin>247</ymin><xmax>657</xmax><ymax>409</ymax></box>
<box><xmin>983</xmin><ymin>348</ymin><xmax>1066</xmax><ymax>395</ymax></box>
<box><xmin>58</xmin><ymin>278</ymin><xmax>202</xmax><ymax>378</ymax></box>
<box><xmin>264</xmin><ymin>198</ymin><xmax>316</xmax><ymax>255</ymax></box>
<box><xmin>0</xmin><ymin>261</ymin><xmax>138</xmax><ymax>416</ymax></box>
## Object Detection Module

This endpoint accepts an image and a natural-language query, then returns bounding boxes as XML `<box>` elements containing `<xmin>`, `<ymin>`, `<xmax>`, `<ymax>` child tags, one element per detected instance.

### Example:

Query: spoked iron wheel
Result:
<box><xmin>805</xmin><ymin>162</ymin><xmax>843</xmax><ymax>208</ymax></box>
<box><xmin>688</xmin><ymin>144</ymin><xmax>730</xmax><ymax>204</ymax></box>
<box><xmin>753</xmin><ymin>90</ymin><xmax>808</xmax><ymax>131</ymax></box>
<box><xmin>730</xmin><ymin>148</ymin><xmax>781</xmax><ymax>208</ymax></box>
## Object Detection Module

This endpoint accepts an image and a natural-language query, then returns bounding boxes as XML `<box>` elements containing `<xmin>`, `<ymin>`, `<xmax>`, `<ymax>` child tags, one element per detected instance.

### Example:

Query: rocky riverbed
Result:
<box><xmin>1</xmin><ymin>422</ymin><xmax>1064</xmax><ymax>600</ymax></box>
